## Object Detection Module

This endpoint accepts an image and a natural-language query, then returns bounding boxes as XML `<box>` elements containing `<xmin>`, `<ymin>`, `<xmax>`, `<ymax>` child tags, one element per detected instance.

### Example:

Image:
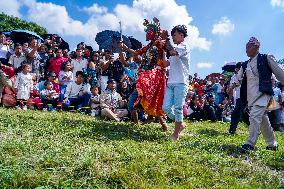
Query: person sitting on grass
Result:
<box><xmin>62</xmin><ymin>71</ymin><xmax>91</xmax><ymax>111</ymax></box>
<box><xmin>40</xmin><ymin>81</ymin><xmax>60</xmax><ymax>111</ymax></box>
<box><xmin>90</xmin><ymin>85</ymin><xmax>101</xmax><ymax>117</ymax></box>
<box><xmin>100</xmin><ymin>79</ymin><xmax>128</xmax><ymax>121</ymax></box>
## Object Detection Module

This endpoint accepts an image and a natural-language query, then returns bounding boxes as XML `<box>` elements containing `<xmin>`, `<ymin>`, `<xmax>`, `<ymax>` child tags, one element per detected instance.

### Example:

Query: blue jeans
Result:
<box><xmin>162</xmin><ymin>83</ymin><xmax>188</xmax><ymax>122</ymax></box>
<box><xmin>62</xmin><ymin>92</ymin><xmax>91</xmax><ymax>109</ymax></box>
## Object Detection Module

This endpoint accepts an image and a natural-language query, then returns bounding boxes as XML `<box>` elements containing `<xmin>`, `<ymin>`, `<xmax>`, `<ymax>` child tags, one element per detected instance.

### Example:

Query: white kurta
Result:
<box><xmin>15</xmin><ymin>73</ymin><xmax>33</xmax><ymax>100</ymax></box>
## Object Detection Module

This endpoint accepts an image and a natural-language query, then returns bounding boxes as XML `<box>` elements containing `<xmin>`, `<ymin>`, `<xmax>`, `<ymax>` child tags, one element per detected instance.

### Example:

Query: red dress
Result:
<box><xmin>135</xmin><ymin>44</ymin><xmax>166</xmax><ymax>116</ymax></box>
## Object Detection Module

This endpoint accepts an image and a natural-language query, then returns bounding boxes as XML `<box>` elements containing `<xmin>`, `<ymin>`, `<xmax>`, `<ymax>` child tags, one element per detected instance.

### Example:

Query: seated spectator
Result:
<box><xmin>36</xmin><ymin>71</ymin><xmax>61</xmax><ymax>98</ymax></box>
<box><xmin>62</xmin><ymin>71</ymin><xmax>91</xmax><ymax>111</ymax></box>
<box><xmin>117</xmin><ymin>78</ymin><xmax>132</xmax><ymax>101</ymax></box>
<box><xmin>100</xmin><ymin>79</ymin><xmax>128</xmax><ymax>121</ymax></box>
<box><xmin>222</xmin><ymin>97</ymin><xmax>234</xmax><ymax>122</ymax></box>
<box><xmin>203</xmin><ymin>94</ymin><xmax>218</xmax><ymax>122</ymax></box>
<box><xmin>40</xmin><ymin>81</ymin><xmax>60</xmax><ymax>111</ymax></box>
<box><xmin>7</xmin><ymin>43</ymin><xmax>26</xmax><ymax>72</ymax></box>
<box><xmin>90</xmin><ymin>86</ymin><xmax>100</xmax><ymax>117</ymax></box>
<box><xmin>1</xmin><ymin>66</ymin><xmax>16</xmax><ymax>107</ymax></box>
<box><xmin>59</xmin><ymin>61</ymin><xmax>73</xmax><ymax>94</ymax></box>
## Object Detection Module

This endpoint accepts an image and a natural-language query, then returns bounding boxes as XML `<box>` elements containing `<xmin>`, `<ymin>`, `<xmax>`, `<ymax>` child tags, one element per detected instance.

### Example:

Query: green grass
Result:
<box><xmin>0</xmin><ymin>108</ymin><xmax>283</xmax><ymax>189</ymax></box>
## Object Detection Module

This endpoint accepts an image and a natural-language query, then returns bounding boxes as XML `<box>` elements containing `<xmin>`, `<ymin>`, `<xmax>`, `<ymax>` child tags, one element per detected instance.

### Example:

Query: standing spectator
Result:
<box><xmin>38</xmin><ymin>45</ymin><xmax>49</xmax><ymax>81</ymax></box>
<box><xmin>8</xmin><ymin>43</ymin><xmax>26</xmax><ymax>72</ymax></box>
<box><xmin>226</xmin><ymin>62</ymin><xmax>248</xmax><ymax>135</ymax></box>
<box><xmin>99</xmin><ymin>50</ymin><xmax>113</xmax><ymax>92</ymax></box>
<box><xmin>48</xmin><ymin>49</ymin><xmax>68</xmax><ymax>76</ymax></box>
<box><xmin>83</xmin><ymin>55</ymin><xmax>97</xmax><ymax>88</ymax></box>
<box><xmin>26</xmin><ymin>38</ymin><xmax>42</xmax><ymax>75</ymax></box>
<box><xmin>15</xmin><ymin>64</ymin><xmax>33</xmax><ymax>110</ymax></box>
<box><xmin>0</xmin><ymin>33</ymin><xmax>10</xmax><ymax>65</ymax></box>
<box><xmin>71</xmin><ymin>48</ymin><xmax>88</xmax><ymax>77</ymax></box>
<box><xmin>267</xmin><ymin>76</ymin><xmax>283</xmax><ymax>132</ymax></box>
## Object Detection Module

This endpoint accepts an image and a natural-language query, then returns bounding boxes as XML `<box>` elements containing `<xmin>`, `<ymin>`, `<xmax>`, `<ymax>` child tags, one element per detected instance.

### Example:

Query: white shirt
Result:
<box><xmin>15</xmin><ymin>72</ymin><xmax>33</xmax><ymax>100</ymax></box>
<box><xmin>64</xmin><ymin>81</ymin><xmax>90</xmax><ymax>98</ymax></box>
<box><xmin>8</xmin><ymin>53</ymin><xmax>26</xmax><ymax>69</ymax></box>
<box><xmin>71</xmin><ymin>58</ymin><xmax>88</xmax><ymax>76</ymax></box>
<box><xmin>167</xmin><ymin>42</ymin><xmax>190</xmax><ymax>84</ymax></box>
<box><xmin>0</xmin><ymin>44</ymin><xmax>9</xmax><ymax>59</ymax></box>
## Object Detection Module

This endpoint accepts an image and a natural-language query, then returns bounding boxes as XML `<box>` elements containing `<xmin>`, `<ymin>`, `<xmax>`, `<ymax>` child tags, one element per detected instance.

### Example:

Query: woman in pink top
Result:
<box><xmin>48</xmin><ymin>49</ymin><xmax>68</xmax><ymax>76</ymax></box>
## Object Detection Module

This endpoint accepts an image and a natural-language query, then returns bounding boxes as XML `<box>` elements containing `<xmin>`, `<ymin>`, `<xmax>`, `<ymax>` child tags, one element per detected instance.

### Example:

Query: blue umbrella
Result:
<box><xmin>11</xmin><ymin>29</ymin><xmax>44</xmax><ymax>44</ymax></box>
<box><xmin>95</xmin><ymin>30</ymin><xmax>131</xmax><ymax>53</ymax></box>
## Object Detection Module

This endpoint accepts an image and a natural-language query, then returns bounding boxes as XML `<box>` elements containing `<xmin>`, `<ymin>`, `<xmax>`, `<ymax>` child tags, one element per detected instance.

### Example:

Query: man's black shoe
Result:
<box><xmin>266</xmin><ymin>145</ymin><xmax>278</xmax><ymax>151</ymax></box>
<box><xmin>240</xmin><ymin>144</ymin><xmax>254</xmax><ymax>153</ymax></box>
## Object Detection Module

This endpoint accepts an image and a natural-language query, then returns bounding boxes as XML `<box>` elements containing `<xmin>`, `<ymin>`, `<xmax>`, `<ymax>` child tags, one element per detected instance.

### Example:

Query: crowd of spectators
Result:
<box><xmin>1</xmin><ymin>31</ymin><xmax>284</xmax><ymax>130</ymax></box>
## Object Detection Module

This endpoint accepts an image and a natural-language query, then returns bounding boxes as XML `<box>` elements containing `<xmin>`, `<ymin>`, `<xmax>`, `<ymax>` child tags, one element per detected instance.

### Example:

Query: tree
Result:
<box><xmin>0</xmin><ymin>12</ymin><xmax>47</xmax><ymax>35</ymax></box>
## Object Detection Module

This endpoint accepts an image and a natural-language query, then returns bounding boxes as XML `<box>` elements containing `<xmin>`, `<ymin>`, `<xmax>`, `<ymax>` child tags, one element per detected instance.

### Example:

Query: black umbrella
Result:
<box><xmin>128</xmin><ymin>37</ymin><xmax>142</xmax><ymax>50</ymax></box>
<box><xmin>10</xmin><ymin>29</ymin><xmax>44</xmax><ymax>44</ymax></box>
<box><xmin>95</xmin><ymin>30</ymin><xmax>131</xmax><ymax>53</ymax></box>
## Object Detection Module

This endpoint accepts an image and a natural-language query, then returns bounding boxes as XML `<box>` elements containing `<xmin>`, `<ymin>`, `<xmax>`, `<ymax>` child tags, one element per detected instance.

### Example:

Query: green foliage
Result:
<box><xmin>0</xmin><ymin>108</ymin><xmax>283</xmax><ymax>188</ymax></box>
<box><xmin>0</xmin><ymin>12</ymin><xmax>47</xmax><ymax>35</ymax></box>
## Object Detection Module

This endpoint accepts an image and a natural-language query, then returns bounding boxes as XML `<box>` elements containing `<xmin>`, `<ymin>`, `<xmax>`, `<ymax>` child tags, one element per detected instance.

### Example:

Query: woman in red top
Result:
<box><xmin>48</xmin><ymin>49</ymin><xmax>68</xmax><ymax>76</ymax></box>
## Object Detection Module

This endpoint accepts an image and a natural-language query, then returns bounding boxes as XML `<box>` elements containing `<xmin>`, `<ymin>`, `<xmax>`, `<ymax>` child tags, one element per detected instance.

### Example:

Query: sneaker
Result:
<box><xmin>266</xmin><ymin>145</ymin><xmax>278</xmax><ymax>151</ymax></box>
<box><xmin>240</xmin><ymin>144</ymin><xmax>254</xmax><ymax>153</ymax></box>
<box><xmin>22</xmin><ymin>105</ymin><xmax>27</xmax><ymax>111</ymax></box>
<box><xmin>42</xmin><ymin>108</ymin><xmax>48</xmax><ymax>112</ymax></box>
<box><xmin>16</xmin><ymin>105</ymin><xmax>22</xmax><ymax>110</ymax></box>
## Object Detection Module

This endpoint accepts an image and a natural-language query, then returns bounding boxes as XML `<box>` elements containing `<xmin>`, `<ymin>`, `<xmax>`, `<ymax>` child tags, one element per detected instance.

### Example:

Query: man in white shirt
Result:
<box><xmin>62</xmin><ymin>71</ymin><xmax>91</xmax><ymax>110</ymax></box>
<box><xmin>162</xmin><ymin>25</ymin><xmax>190</xmax><ymax>140</ymax></box>
<box><xmin>8</xmin><ymin>43</ymin><xmax>26</xmax><ymax>71</ymax></box>
<box><xmin>71</xmin><ymin>48</ymin><xmax>88</xmax><ymax>76</ymax></box>
<box><xmin>237</xmin><ymin>37</ymin><xmax>284</xmax><ymax>152</ymax></box>
<box><xmin>0</xmin><ymin>33</ymin><xmax>10</xmax><ymax>65</ymax></box>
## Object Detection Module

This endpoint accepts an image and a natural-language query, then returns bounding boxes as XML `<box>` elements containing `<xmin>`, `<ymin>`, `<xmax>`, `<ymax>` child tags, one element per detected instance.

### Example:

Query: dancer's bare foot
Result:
<box><xmin>170</xmin><ymin>122</ymin><xmax>186</xmax><ymax>141</ymax></box>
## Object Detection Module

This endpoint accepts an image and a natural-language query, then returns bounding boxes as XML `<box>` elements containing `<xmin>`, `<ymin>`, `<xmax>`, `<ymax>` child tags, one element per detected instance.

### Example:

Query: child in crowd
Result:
<box><xmin>15</xmin><ymin>64</ymin><xmax>33</xmax><ymax>110</ymax></box>
<box><xmin>40</xmin><ymin>81</ymin><xmax>60</xmax><ymax>111</ymax></box>
<box><xmin>90</xmin><ymin>86</ymin><xmax>100</xmax><ymax>116</ymax></box>
<box><xmin>59</xmin><ymin>61</ymin><xmax>73</xmax><ymax>94</ymax></box>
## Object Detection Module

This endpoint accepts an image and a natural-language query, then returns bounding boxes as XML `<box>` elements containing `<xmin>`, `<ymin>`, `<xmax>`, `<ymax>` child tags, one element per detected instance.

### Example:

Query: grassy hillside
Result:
<box><xmin>0</xmin><ymin>108</ymin><xmax>283</xmax><ymax>188</ymax></box>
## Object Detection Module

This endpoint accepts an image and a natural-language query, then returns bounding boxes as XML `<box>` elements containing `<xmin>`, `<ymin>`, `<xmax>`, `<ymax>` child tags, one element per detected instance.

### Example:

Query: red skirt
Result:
<box><xmin>135</xmin><ymin>67</ymin><xmax>166</xmax><ymax>116</ymax></box>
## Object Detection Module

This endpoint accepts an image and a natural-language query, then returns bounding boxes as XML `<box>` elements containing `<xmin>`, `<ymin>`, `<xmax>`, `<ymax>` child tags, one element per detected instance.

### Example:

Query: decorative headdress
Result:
<box><xmin>143</xmin><ymin>17</ymin><xmax>162</xmax><ymax>41</ymax></box>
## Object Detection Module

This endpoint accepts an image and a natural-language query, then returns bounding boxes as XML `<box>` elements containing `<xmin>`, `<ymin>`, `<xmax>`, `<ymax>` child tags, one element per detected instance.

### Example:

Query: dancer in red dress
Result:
<box><xmin>122</xmin><ymin>18</ymin><xmax>174</xmax><ymax>131</ymax></box>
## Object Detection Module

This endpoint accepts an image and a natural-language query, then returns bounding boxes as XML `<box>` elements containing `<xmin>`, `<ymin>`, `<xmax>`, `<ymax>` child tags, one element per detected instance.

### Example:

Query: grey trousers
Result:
<box><xmin>246</xmin><ymin>105</ymin><xmax>277</xmax><ymax>147</ymax></box>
